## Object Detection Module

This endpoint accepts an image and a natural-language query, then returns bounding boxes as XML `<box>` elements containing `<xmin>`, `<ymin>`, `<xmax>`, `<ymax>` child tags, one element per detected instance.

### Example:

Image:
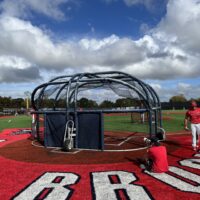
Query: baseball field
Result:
<box><xmin>0</xmin><ymin>110</ymin><xmax>199</xmax><ymax>200</ymax></box>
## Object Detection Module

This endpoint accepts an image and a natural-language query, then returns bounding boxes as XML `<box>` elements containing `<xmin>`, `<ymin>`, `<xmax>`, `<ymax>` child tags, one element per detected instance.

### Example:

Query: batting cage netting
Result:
<box><xmin>31</xmin><ymin>71</ymin><xmax>164</xmax><ymax>151</ymax></box>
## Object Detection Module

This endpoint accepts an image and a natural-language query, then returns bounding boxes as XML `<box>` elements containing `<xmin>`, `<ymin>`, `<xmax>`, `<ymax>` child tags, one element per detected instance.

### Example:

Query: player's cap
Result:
<box><xmin>191</xmin><ymin>101</ymin><xmax>197</xmax><ymax>107</ymax></box>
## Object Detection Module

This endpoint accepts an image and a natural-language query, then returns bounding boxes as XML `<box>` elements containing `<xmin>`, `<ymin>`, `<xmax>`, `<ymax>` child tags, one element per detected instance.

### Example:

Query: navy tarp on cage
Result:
<box><xmin>45</xmin><ymin>113</ymin><xmax>66</xmax><ymax>147</ymax></box>
<box><xmin>77</xmin><ymin>112</ymin><xmax>104</xmax><ymax>150</ymax></box>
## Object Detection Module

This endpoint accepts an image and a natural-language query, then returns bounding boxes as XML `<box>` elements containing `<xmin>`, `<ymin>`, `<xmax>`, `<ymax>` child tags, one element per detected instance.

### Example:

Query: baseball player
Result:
<box><xmin>184</xmin><ymin>100</ymin><xmax>200</xmax><ymax>151</ymax></box>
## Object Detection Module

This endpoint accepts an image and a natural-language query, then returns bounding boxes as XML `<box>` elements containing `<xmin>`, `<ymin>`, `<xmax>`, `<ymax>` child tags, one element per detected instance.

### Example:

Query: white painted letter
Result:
<box><xmin>145</xmin><ymin>166</ymin><xmax>200</xmax><ymax>193</ymax></box>
<box><xmin>13</xmin><ymin>172</ymin><xmax>79</xmax><ymax>200</ymax></box>
<box><xmin>92</xmin><ymin>171</ymin><xmax>151</xmax><ymax>200</ymax></box>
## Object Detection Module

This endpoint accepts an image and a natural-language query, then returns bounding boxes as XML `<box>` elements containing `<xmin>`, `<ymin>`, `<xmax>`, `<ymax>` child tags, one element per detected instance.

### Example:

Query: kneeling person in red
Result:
<box><xmin>141</xmin><ymin>137</ymin><xmax>169</xmax><ymax>173</ymax></box>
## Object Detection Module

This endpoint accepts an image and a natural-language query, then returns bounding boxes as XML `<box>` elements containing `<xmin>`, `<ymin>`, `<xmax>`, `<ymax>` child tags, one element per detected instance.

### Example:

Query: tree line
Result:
<box><xmin>169</xmin><ymin>94</ymin><xmax>200</xmax><ymax>103</ymax></box>
<box><xmin>163</xmin><ymin>94</ymin><xmax>200</xmax><ymax>110</ymax></box>
<box><xmin>0</xmin><ymin>97</ymin><xmax>26</xmax><ymax>111</ymax></box>
<box><xmin>0</xmin><ymin>94</ymin><xmax>200</xmax><ymax>111</ymax></box>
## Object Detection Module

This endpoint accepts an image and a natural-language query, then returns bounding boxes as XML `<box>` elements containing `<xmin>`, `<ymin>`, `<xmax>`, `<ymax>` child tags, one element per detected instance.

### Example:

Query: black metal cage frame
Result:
<box><xmin>31</xmin><ymin>71</ymin><xmax>164</xmax><ymax>150</ymax></box>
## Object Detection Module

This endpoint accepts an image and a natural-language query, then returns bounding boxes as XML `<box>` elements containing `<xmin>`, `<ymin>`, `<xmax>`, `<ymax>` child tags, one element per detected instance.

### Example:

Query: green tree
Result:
<box><xmin>169</xmin><ymin>94</ymin><xmax>187</xmax><ymax>102</ymax></box>
<box><xmin>115</xmin><ymin>98</ymin><xmax>136</xmax><ymax>108</ymax></box>
<box><xmin>196</xmin><ymin>98</ymin><xmax>200</xmax><ymax>102</ymax></box>
<box><xmin>0</xmin><ymin>96</ymin><xmax>12</xmax><ymax>109</ymax></box>
<box><xmin>12</xmin><ymin>98</ymin><xmax>25</xmax><ymax>108</ymax></box>
<box><xmin>77</xmin><ymin>98</ymin><xmax>98</xmax><ymax>108</ymax></box>
<box><xmin>99</xmin><ymin>100</ymin><xmax>115</xmax><ymax>108</ymax></box>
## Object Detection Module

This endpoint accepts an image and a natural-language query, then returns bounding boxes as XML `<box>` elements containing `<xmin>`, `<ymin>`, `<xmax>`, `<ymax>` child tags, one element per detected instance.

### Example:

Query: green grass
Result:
<box><xmin>104</xmin><ymin>111</ymin><xmax>186</xmax><ymax>133</ymax></box>
<box><xmin>104</xmin><ymin>114</ymin><xmax>149</xmax><ymax>133</ymax></box>
<box><xmin>0</xmin><ymin>115</ymin><xmax>32</xmax><ymax>132</ymax></box>
<box><xmin>162</xmin><ymin>112</ymin><xmax>185</xmax><ymax>132</ymax></box>
<box><xmin>0</xmin><ymin>110</ymin><xmax>187</xmax><ymax>134</ymax></box>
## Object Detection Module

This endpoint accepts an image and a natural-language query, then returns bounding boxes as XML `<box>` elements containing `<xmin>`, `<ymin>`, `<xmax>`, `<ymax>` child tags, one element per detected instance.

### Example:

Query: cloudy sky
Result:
<box><xmin>0</xmin><ymin>0</ymin><xmax>200</xmax><ymax>101</ymax></box>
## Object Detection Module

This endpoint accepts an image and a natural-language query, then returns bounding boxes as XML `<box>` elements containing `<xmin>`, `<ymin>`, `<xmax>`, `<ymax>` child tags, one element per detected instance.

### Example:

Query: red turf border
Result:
<box><xmin>0</xmin><ymin>128</ymin><xmax>199</xmax><ymax>200</ymax></box>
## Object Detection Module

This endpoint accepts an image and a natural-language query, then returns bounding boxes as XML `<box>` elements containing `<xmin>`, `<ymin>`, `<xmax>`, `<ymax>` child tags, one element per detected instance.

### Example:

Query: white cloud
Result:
<box><xmin>0</xmin><ymin>0</ymin><xmax>72</xmax><ymax>20</ymax></box>
<box><xmin>0</xmin><ymin>0</ymin><xmax>200</xmax><ymax>82</ymax></box>
<box><xmin>148</xmin><ymin>81</ymin><xmax>200</xmax><ymax>101</ymax></box>
<box><xmin>177</xmin><ymin>83</ymin><xmax>191</xmax><ymax>95</ymax></box>
<box><xmin>79</xmin><ymin>35</ymin><xmax>119</xmax><ymax>51</ymax></box>
<box><xmin>139</xmin><ymin>23</ymin><xmax>150</xmax><ymax>34</ymax></box>
<box><xmin>0</xmin><ymin>0</ymin><xmax>200</xmax><ymax>100</ymax></box>
<box><xmin>149</xmin><ymin>83</ymin><xmax>161</xmax><ymax>91</ymax></box>
<box><xmin>102</xmin><ymin>0</ymin><xmax>168</xmax><ymax>12</ymax></box>
<box><xmin>123</xmin><ymin>0</ymin><xmax>166</xmax><ymax>12</ymax></box>
<box><xmin>0</xmin><ymin>16</ymin><xmax>58</xmax><ymax>70</ymax></box>
<box><xmin>0</xmin><ymin>0</ymin><xmax>199</xmax><ymax>82</ymax></box>
<box><xmin>0</xmin><ymin>16</ymin><xmax>145</xmax><ymax>77</ymax></box>
<box><xmin>0</xmin><ymin>55</ymin><xmax>32</xmax><ymax>70</ymax></box>
<box><xmin>0</xmin><ymin>55</ymin><xmax>41</xmax><ymax>83</ymax></box>
<box><xmin>152</xmin><ymin>0</ymin><xmax>200</xmax><ymax>53</ymax></box>
<box><xmin>0</xmin><ymin>0</ymin><xmax>200</xmax><ymax>85</ymax></box>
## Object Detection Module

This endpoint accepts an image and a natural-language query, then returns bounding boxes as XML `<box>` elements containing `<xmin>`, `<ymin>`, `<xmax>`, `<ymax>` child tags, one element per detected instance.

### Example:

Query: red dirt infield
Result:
<box><xmin>0</xmin><ymin>128</ymin><xmax>200</xmax><ymax>200</ymax></box>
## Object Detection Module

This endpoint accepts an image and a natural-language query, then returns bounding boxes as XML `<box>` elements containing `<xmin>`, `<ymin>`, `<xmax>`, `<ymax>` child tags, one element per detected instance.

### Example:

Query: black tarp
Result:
<box><xmin>77</xmin><ymin>112</ymin><xmax>104</xmax><ymax>150</ymax></box>
<box><xmin>45</xmin><ymin>113</ymin><xmax>66</xmax><ymax>147</ymax></box>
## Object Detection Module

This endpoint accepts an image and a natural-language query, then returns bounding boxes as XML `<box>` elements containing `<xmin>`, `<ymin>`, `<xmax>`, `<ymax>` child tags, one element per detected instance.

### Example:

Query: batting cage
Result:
<box><xmin>31</xmin><ymin>71</ymin><xmax>165</xmax><ymax>151</ymax></box>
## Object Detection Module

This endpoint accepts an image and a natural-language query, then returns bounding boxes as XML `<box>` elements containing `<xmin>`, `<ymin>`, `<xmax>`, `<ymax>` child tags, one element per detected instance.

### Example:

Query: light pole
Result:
<box><xmin>24</xmin><ymin>91</ymin><xmax>31</xmax><ymax>112</ymax></box>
